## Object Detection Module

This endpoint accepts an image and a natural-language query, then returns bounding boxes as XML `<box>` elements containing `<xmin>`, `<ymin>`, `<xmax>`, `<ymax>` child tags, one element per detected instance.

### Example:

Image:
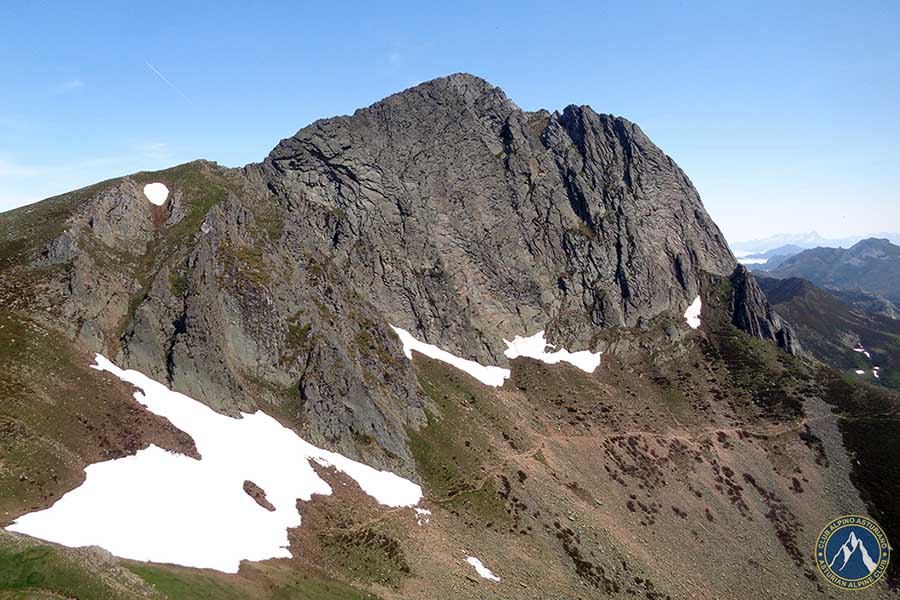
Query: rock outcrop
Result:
<box><xmin>730</xmin><ymin>265</ymin><xmax>800</xmax><ymax>354</ymax></box>
<box><xmin>1</xmin><ymin>74</ymin><xmax>795</xmax><ymax>473</ymax></box>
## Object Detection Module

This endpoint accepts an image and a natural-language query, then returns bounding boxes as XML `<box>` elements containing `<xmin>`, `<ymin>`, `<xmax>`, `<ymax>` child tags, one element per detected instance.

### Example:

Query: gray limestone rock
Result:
<box><xmin>9</xmin><ymin>74</ymin><xmax>795</xmax><ymax>474</ymax></box>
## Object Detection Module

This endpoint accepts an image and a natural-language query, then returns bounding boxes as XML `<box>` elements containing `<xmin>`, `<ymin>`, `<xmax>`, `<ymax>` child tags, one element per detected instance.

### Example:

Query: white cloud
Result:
<box><xmin>53</xmin><ymin>79</ymin><xmax>85</xmax><ymax>94</ymax></box>
<box><xmin>135</xmin><ymin>142</ymin><xmax>172</xmax><ymax>161</ymax></box>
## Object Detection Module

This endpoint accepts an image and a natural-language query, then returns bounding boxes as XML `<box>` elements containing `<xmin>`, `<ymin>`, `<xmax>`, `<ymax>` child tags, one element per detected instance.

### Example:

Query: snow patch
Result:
<box><xmin>855</xmin><ymin>370</ymin><xmax>866</xmax><ymax>375</ymax></box>
<box><xmin>414</xmin><ymin>507</ymin><xmax>431</xmax><ymax>525</ymax></box>
<box><xmin>684</xmin><ymin>296</ymin><xmax>702</xmax><ymax>329</ymax></box>
<box><xmin>390</xmin><ymin>325</ymin><xmax>510</xmax><ymax>387</ymax></box>
<box><xmin>503</xmin><ymin>331</ymin><xmax>601</xmax><ymax>373</ymax></box>
<box><xmin>142</xmin><ymin>182</ymin><xmax>169</xmax><ymax>206</ymax></box>
<box><xmin>466</xmin><ymin>556</ymin><xmax>500</xmax><ymax>581</ymax></box>
<box><xmin>7</xmin><ymin>355</ymin><xmax>421</xmax><ymax>573</ymax></box>
<box><xmin>391</xmin><ymin>326</ymin><xmax>602</xmax><ymax>384</ymax></box>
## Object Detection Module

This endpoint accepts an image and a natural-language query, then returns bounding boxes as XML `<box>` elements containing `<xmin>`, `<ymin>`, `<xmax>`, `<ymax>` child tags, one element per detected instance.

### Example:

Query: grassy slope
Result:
<box><xmin>819</xmin><ymin>370</ymin><xmax>900</xmax><ymax>586</ymax></box>
<box><xmin>758</xmin><ymin>276</ymin><xmax>900</xmax><ymax>390</ymax></box>
<box><xmin>3</xmin><ymin>188</ymin><xmax>900</xmax><ymax>599</ymax></box>
<box><xmin>0</xmin><ymin>531</ymin><xmax>378</xmax><ymax>600</ymax></box>
<box><xmin>0</xmin><ymin>308</ymin><xmax>198</xmax><ymax>525</ymax></box>
<box><xmin>0</xmin><ymin>546</ymin><xmax>125</xmax><ymax>600</ymax></box>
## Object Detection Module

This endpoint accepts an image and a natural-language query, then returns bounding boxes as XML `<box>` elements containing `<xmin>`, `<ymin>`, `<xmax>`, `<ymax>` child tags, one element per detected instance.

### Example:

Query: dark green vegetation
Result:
<box><xmin>0</xmin><ymin>309</ymin><xmax>195</xmax><ymax>524</ymax></box>
<box><xmin>406</xmin><ymin>359</ymin><xmax>511</xmax><ymax>527</ymax></box>
<box><xmin>0</xmin><ymin>532</ymin><xmax>379</xmax><ymax>600</ymax></box>
<box><xmin>319</xmin><ymin>528</ymin><xmax>409</xmax><ymax>587</ymax></box>
<box><xmin>0</xmin><ymin>180</ymin><xmax>110</xmax><ymax>264</ymax></box>
<box><xmin>132</xmin><ymin>162</ymin><xmax>237</xmax><ymax>253</ymax></box>
<box><xmin>0</xmin><ymin>540</ymin><xmax>131</xmax><ymax>600</ymax></box>
<box><xmin>703</xmin><ymin>278</ymin><xmax>807</xmax><ymax>422</ymax></box>
<box><xmin>281</xmin><ymin>314</ymin><xmax>314</xmax><ymax>366</ymax></box>
<box><xmin>125</xmin><ymin>565</ymin><xmax>248</xmax><ymax>600</ymax></box>
<box><xmin>759</xmin><ymin>276</ymin><xmax>900</xmax><ymax>390</ymax></box>
<box><xmin>820</xmin><ymin>371</ymin><xmax>900</xmax><ymax>585</ymax></box>
<box><xmin>0</xmin><ymin>161</ymin><xmax>232</xmax><ymax>267</ymax></box>
<box><xmin>127</xmin><ymin>563</ymin><xmax>379</xmax><ymax>600</ymax></box>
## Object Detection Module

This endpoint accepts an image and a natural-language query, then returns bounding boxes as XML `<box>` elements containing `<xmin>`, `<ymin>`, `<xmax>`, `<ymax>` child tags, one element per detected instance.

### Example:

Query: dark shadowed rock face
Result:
<box><xmin>0</xmin><ymin>73</ymin><xmax>792</xmax><ymax>473</ymax></box>
<box><xmin>259</xmin><ymin>74</ymin><xmax>736</xmax><ymax>354</ymax></box>
<box><xmin>730</xmin><ymin>265</ymin><xmax>800</xmax><ymax>355</ymax></box>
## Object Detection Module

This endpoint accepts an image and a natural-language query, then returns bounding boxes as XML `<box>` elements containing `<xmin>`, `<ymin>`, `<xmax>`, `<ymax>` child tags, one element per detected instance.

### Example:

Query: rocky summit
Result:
<box><xmin>1</xmin><ymin>75</ymin><xmax>897</xmax><ymax>600</ymax></box>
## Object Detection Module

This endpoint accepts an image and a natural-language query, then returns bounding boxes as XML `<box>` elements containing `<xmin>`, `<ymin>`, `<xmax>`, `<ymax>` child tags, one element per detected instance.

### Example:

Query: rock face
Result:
<box><xmin>730</xmin><ymin>265</ymin><xmax>800</xmax><ymax>354</ymax></box>
<box><xmin>259</xmin><ymin>74</ymin><xmax>736</xmax><ymax>357</ymax></box>
<box><xmin>0</xmin><ymin>74</ymin><xmax>794</xmax><ymax>474</ymax></box>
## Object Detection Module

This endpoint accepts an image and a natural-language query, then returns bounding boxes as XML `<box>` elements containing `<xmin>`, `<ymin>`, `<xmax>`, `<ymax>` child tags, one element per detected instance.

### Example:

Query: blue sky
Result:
<box><xmin>1</xmin><ymin>1</ymin><xmax>898</xmax><ymax>242</ymax></box>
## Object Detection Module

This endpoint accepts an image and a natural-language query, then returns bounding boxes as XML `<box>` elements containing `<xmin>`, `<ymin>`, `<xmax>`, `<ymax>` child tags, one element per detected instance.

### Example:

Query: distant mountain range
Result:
<box><xmin>731</xmin><ymin>231</ymin><xmax>900</xmax><ymax>255</ymax></box>
<box><xmin>762</xmin><ymin>238</ymin><xmax>900</xmax><ymax>316</ymax></box>
<box><xmin>737</xmin><ymin>244</ymin><xmax>806</xmax><ymax>271</ymax></box>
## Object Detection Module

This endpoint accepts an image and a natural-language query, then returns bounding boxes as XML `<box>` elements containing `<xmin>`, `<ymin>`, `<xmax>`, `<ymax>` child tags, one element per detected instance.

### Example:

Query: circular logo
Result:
<box><xmin>816</xmin><ymin>515</ymin><xmax>890</xmax><ymax>589</ymax></box>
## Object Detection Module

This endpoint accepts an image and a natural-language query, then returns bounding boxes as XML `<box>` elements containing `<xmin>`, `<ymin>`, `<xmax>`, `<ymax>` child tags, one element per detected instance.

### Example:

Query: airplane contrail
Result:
<box><xmin>145</xmin><ymin>61</ymin><xmax>192</xmax><ymax>104</ymax></box>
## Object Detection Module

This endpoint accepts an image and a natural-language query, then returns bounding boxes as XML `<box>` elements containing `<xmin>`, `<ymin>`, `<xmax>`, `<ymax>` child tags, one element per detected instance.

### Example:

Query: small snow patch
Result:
<box><xmin>854</xmin><ymin>346</ymin><xmax>875</xmax><ymax>361</ymax></box>
<box><xmin>142</xmin><ymin>182</ymin><xmax>169</xmax><ymax>206</ymax></box>
<box><xmin>855</xmin><ymin>370</ymin><xmax>865</xmax><ymax>375</ymax></box>
<box><xmin>503</xmin><ymin>331</ymin><xmax>600</xmax><ymax>373</ymax></box>
<box><xmin>390</xmin><ymin>325</ymin><xmax>510</xmax><ymax>387</ymax></box>
<box><xmin>684</xmin><ymin>296</ymin><xmax>702</xmax><ymax>329</ymax></box>
<box><xmin>414</xmin><ymin>507</ymin><xmax>431</xmax><ymax>525</ymax></box>
<box><xmin>466</xmin><ymin>556</ymin><xmax>500</xmax><ymax>582</ymax></box>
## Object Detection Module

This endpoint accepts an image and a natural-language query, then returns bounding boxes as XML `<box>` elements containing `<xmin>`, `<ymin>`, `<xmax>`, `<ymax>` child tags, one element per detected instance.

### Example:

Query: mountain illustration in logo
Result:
<box><xmin>828</xmin><ymin>530</ymin><xmax>878</xmax><ymax>575</ymax></box>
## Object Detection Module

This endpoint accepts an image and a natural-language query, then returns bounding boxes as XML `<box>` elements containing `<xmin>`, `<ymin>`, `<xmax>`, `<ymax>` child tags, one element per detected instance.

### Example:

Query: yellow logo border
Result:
<box><xmin>814</xmin><ymin>514</ymin><xmax>890</xmax><ymax>591</ymax></box>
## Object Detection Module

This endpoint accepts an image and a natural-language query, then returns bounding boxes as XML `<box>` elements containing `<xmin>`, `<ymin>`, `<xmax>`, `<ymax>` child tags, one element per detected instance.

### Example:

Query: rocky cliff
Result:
<box><xmin>0</xmin><ymin>74</ymin><xmax>794</xmax><ymax>474</ymax></box>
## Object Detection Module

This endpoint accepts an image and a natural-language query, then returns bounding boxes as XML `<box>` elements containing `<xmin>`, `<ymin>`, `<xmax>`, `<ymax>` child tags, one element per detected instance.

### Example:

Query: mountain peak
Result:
<box><xmin>1</xmin><ymin>74</ymin><xmax>796</xmax><ymax>481</ymax></box>
<box><xmin>850</xmin><ymin>237</ymin><xmax>896</xmax><ymax>252</ymax></box>
<box><xmin>373</xmin><ymin>72</ymin><xmax>514</xmax><ymax>109</ymax></box>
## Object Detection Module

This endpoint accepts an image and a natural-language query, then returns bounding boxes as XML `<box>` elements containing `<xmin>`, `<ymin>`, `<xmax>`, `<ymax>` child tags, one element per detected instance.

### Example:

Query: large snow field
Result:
<box><xmin>8</xmin><ymin>355</ymin><xmax>422</xmax><ymax>573</ymax></box>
